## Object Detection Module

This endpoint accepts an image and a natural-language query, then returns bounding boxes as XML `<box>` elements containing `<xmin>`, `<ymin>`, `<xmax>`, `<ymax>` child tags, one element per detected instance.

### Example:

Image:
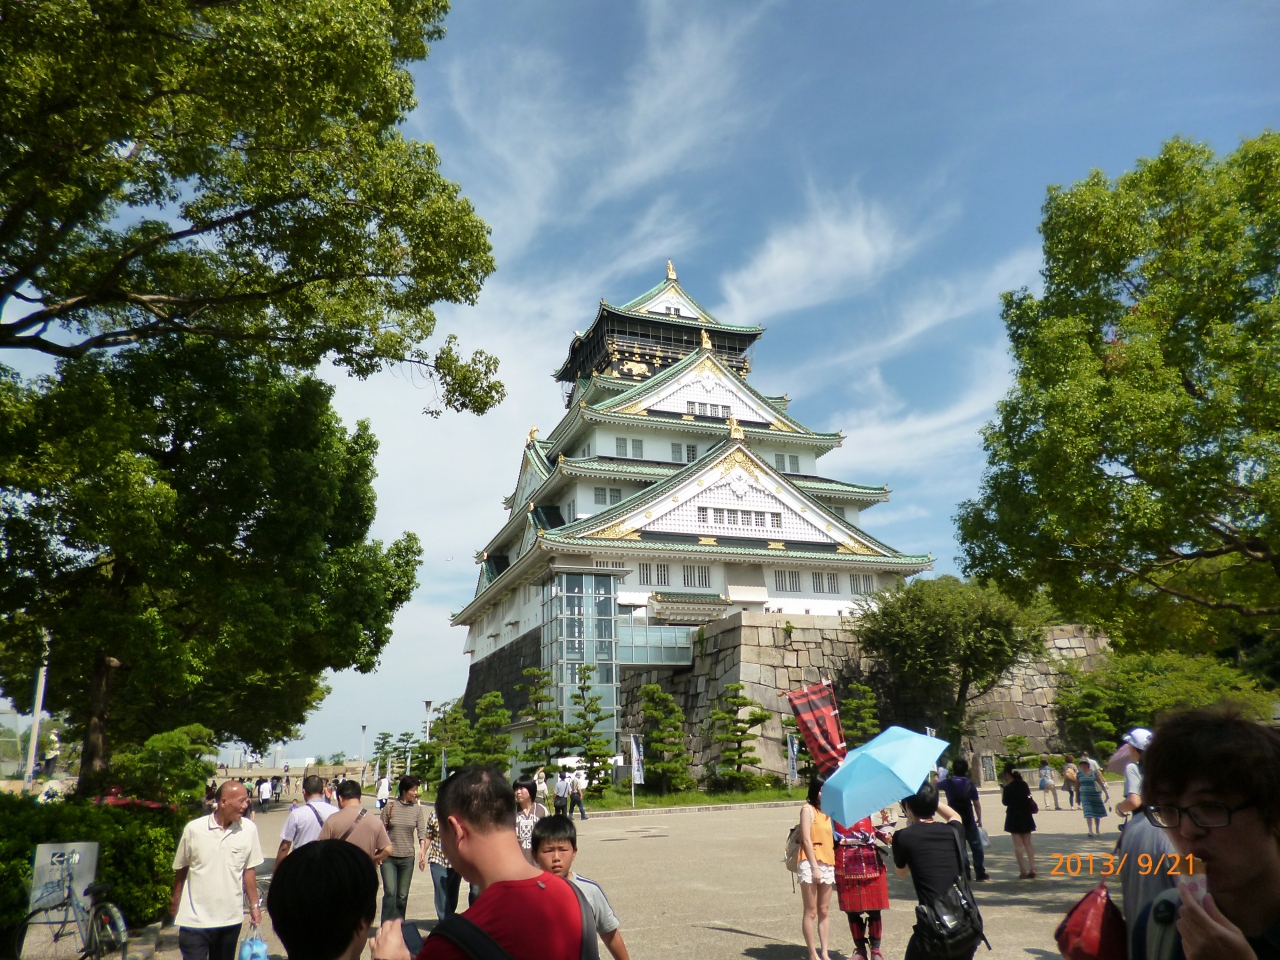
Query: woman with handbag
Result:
<box><xmin>798</xmin><ymin>777</ymin><xmax>836</xmax><ymax>960</ymax></box>
<box><xmin>1000</xmin><ymin>765</ymin><xmax>1038</xmax><ymax>879</ymax></box>
<box><xmin>833</xmin><ymin>813</ymin><xmax>892</xmax><ymax>960</ymax></box>
<box><xmin>1076</xmin><ymin>753</ymin><xmax>1110</xmax><ymax>837</ymax></box>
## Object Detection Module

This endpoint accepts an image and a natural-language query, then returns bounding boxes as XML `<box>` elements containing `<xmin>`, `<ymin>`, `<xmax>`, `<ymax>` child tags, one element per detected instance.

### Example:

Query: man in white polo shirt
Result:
<box><xmin>275</xmin><ymin>775</ymin><xmax>336</xmax><ymax>864</ymax></box>
<box><xmin>171</xmin><ymin>780</ymin><xmax>264</xmax><ymax>960</ymax></box>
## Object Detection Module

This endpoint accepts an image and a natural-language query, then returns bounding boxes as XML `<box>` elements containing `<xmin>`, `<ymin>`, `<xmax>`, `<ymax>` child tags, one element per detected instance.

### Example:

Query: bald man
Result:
<box><xmin>171</xmin><ymin>780</ymin><xmax>264</xmax><ymax>960</ymax></box>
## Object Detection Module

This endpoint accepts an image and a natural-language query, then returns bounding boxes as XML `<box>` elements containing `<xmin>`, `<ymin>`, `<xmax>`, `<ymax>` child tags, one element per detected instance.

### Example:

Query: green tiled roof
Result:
<box><xmin>540</xmin><ymin>531</ymin><xmax>933</xmax><ymax>567</ymax></box>
<box><xmin>650</xmin><ymin>592</ymin><xmax>729</xmax><ymax>604</ymax></box>
<box><xmin>793</xmin><ymin>477</ymin><xmax>889</xmax><ymax>500</ymax></box>
<box><xmin>616</xmin><ymin>278</ymin><xmax>725</xmax><ymax>327</ymax></box>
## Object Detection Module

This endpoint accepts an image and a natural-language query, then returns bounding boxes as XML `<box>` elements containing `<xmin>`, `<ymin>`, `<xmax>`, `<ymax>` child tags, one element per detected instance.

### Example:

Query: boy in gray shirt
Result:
<box><xmin>533</xmin><ymin>815</ymin><xmax>630</xmax><ymax>960</ymax></box>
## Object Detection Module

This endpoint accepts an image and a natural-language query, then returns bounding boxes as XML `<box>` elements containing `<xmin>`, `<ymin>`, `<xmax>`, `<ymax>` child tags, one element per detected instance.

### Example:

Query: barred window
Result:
<box><xmin>771</xmin><ymin>512</ymin><xmax>783</xmax><ymax>528</ymax></box>
<box><xmin>632</xmin><ymin>439</ymin><xmax>644</xmax><ymax>459</ymax></box>
<box><xmin>714</xmin><ymin>508</ymin><xmax>725</xmax><ymax>524</ymax></box>
<box><xmin>594</xmin><ymin>487</ymin><xmax>607</xmax><ymax>505</ymax></box>
<box><xmin>726</xmin><ymin>509</ymin><xmax>738</xmax><ymax>525</ymax></box>
<box><xmin>698</xmin><ymin>403</ymin><xmax>708</xmax><ymax>416</ymax></box>
<box><xmin>788</xmin><ymin>570</ymin><xmax>801</xmax><ymax>592</ymax></box>
<box><xmin>672</xmin><ymin>442</ymin><xmax>683</xmax><ymax>462</ymax></box>
<box><xmin>755</xmin><ymin>511</ymin><xmax>766</xmax><ymax>527</ymax></box>
<box><xmin>683</xmin><ymin>564</ymin><xmax>697</xmax><ymax>587</ymax></box>
<box><xmin>638</xmin><ymin>563</ymin><xmax>652</xmax><ymax>585</ymax></box>
<box><xmin>686</xmin><ymin>444</ymin><xmax>698</xmax><ymax>462</ymax></box>
<box><xmin>697</xmin><ymin>565</ymin><xmax>710</xmax><ymax>588</ymax></box>
<box><xmin>832</xmin><ymin>505</ymin><xmax>845</xmax><ymax>519</ymax></box>
<box><xmin>851</xmin><ymin>573</ymin><xmax>874</xmax><ymax>595</ymax></box>
<box><xmin>812</xmin><ymin>572</ymin><xmax>825</xmax><ymax>593</ymax></box>
<box><xmin>609</xmin><ymin>488</ymin><xmax>622</xmax><ymax>504</ymax></box>
<box><xmin>616</xmin><ymin>437</ymin><xmax>628</xmax><ymax>457</ymax></box>
<box><xmin>656</xmin><ymin>564</ymin><xmax>670</xmax><ymax>586</ymax></box>
<box><xmin>697</xmin><ymin>507</ymin><xmax>708</xmax><ymax>523</ymax></box>
<box><xmin>828</xmin><ymin>573</ymin><xmax>839</xmax><ymax>594</ymax></box>
<box><xmin>687</xmin><ymin>401</ymin><xmax>696</xmax><ymax>414</ymax></box>
<box><xmin>789</xmin><ymin>455</ymin><xmax>800</xmax><ymax>473</ymax></box>
<box><xmin>723</xmin><ymin>405</ymin><xmax>732</xmax><ymax>419</ymax></box>
<box><xmin>775</xmin><ymin>570</ymin><xmax>787</xmax><ymax>591</ymax></box>
<box><xmin>775</xmin><ymin>454</ymin><xmax>786</xmax><ymax>471</ymax></box>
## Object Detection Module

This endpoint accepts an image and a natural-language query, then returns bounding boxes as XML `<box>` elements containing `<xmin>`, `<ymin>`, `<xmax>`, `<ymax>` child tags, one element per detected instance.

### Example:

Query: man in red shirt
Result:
<box><xmin>371</xmin><ymin>765</ymin><xmax>585</xmax><ymax>960</ymax></box>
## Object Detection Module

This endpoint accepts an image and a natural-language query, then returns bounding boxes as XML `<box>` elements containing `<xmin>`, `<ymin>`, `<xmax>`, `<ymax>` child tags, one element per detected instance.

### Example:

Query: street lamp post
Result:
<box><xmin>423</xmin><ymin>700</ymin><xmax>433</xmax><ymax>743</ymax></box>
<box><xmin>360</xmin><ymin>725</ymin><xmax>367</xmax><ymax>786</ymax></box>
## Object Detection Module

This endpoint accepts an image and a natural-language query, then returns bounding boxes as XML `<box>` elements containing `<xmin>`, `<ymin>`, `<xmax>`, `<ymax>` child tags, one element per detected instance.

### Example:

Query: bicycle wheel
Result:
<box><xmin>12</xmin><ymin>917</ymin><xmax>30</xmax><ymax>960</ymax></box>
<box><xmin>87</xmin><ymin>904</ymin><xmax>127</xmax><ymax>960</ymax></box>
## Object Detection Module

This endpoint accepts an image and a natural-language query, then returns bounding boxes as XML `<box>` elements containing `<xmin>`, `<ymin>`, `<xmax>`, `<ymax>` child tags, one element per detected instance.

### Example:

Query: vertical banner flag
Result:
<box><xmin>630</xmin><ymin>734</ymin><xmax>645</xmax><ymax>785</ymax></box>
<box><xmin>786</xmin><ymin>682</ymin><xmax>847</xmax><ymax>776</ymax></box>
<box><xmin>787</xmin><ymin>733</ymin><xmax>799</xmax><ymax>783</ymax></box>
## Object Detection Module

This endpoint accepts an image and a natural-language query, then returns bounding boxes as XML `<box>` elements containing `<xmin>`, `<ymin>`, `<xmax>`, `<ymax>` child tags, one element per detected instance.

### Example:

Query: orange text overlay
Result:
<box><xmin>1049</xmin><ymin>853</ymin><xmax>1198</xmax><ymax>878</ymax></box>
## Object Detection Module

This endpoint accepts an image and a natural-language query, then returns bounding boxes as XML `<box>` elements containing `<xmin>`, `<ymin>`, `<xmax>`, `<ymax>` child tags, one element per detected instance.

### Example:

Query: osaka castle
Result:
<box><xmin>454</xmin><ymin>263</ymin><xmax>932</xmax><ymax>752</ymax></box>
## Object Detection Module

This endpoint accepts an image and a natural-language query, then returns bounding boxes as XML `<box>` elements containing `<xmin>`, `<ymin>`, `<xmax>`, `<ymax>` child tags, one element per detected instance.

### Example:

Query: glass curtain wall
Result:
<box><xmin>542</xmin><ymin>573</ymin><xmax>619</xmax><ymax>748</ymax></box>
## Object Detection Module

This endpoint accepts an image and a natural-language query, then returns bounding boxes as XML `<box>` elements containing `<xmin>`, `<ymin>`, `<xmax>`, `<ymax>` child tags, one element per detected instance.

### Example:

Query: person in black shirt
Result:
<box><xmin>938</xmin><ymin>758</ymin><xmax>988</xmax><ymax>881</ymax></box>
<box><xmin>891</xmin><ymin>782</ymin><xmax>976</xmax><ymax>960</ymax></box>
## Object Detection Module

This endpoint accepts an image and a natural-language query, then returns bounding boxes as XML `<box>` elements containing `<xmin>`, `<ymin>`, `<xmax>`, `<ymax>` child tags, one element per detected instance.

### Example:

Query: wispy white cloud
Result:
<box><xmin>715</xmin><ymin>185</ymin><xmax>919</xmax><ymax>327</ymax></box>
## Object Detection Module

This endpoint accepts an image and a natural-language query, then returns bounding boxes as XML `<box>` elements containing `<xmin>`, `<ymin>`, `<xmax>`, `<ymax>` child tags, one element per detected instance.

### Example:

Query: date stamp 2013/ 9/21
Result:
<box><xmin>1049</xmin><ymin>853</ymin><xmax>1197</xmax><ymax>877</ymax></box>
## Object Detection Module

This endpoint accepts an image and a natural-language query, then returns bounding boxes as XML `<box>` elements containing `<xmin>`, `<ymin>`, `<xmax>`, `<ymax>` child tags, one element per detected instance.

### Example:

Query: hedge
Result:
<box><xmin>0</xmin><ymin>794</ymin><xmax>187</xmax><ymax>932</ymax></box>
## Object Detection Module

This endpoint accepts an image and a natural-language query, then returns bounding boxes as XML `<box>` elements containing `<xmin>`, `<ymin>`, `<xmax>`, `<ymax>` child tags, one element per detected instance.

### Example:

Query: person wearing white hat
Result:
<box><xmin>1117</xmin><ymin>728</ymin><xmax>1153</xmax><ymax>817</ymax></box>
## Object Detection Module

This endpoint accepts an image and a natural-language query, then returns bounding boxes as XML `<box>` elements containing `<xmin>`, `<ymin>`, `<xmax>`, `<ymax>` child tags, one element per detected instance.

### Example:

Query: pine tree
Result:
<box><xmin>393</xmin><ymin>731</ymin><xmax>416</xmax><ymax>777</ymax></box>
<box><xmin>568</xmin><ymin>666</ymin><xmax>614</xmax><ymax>799</ymax></box>
<box><xmin>780</xmin><ymin>714</ymin><xmax>816</xmax><ymax>782</ymax></box>
<box><xmin>430</xmin><ymin>700</ymin><xmax>473</xmax><ymax>781</ymax></box>
<box><xmin>372</xmin><ymin>731</ymin><xmax>394</xmax><ymax>778</ymax></box>
<box><xmin>841</xmin><ymin>684</ymin><xmax>881</xmax><ymax>749</ymax></box>
<box><xmin>467</xmin><ymin>691</ymin><xmax>513</xmax><ymax>771</ymax></box>
<box><xmin>516</xmin><ymin>667</ymin><xmax>574</xmax><ymax>774</ymax></box>
<box><xmin>710</xmin><ymin>683</ymin><xmax>771</xmax><ymax>790</ymax></box>
<box><xmin>638</xmin><ymin>684</ymin><xmax>693</xmax><ymax>795</ymax></box>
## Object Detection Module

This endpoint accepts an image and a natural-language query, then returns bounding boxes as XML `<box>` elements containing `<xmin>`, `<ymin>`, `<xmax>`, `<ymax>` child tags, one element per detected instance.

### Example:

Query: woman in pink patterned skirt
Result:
<box><xmin>833</xmin><ymin>813</ymin><xmax>892</xmax><ymax>960</ymax></box>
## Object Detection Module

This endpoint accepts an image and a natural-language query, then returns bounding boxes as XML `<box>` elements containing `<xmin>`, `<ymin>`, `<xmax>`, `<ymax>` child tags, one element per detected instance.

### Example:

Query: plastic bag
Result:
<box><xmin>239</xmin><ymin>927</ymin><xmax>269</xmax><ymax>960</ymax></box>
<box><xmin>978</xmin><ymin>828</ymin><xmax>991</xmax><ymax>848</ymax></box>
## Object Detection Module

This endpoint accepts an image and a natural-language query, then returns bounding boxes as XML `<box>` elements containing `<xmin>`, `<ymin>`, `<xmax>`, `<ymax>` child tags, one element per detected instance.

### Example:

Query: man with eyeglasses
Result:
<box><xmin>1131</xmin><ymin>707</ymin><xmax>1280</xmax><ymax>960</ymax></box>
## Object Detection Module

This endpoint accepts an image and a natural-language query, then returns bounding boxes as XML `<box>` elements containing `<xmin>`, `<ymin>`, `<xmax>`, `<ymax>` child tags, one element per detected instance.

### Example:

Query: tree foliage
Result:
<box><xmin>0</xmin><ymin>0</ymin><xmax>502</xmax><ymax>414</ymax></box>
<box><xmin>108</xmin><ymin>724</ymin><xmax>216</xmax><ymax>806</ymax></box>
<box><xmin>638</xmin><ymin>684</ymin><xmax>693</xmax><ymax>795</ymax></box>
<box><xmin>515</xmin><ymin>667</ymin><xmax>575</xmax><ymax>774</ymax></box>
<box><xmin>841</xmin><ymin>684</ymin><xmax>881</xmax><ymax>750</ymax></box>
<box><xmin>1055</xmin><ymin>650</ymin><xmax>1272</xmax><ymax>753</ymax></box>
<box><xmin>957</xmin><ymin>134</ymin><xmax>1280</xmax><ymax>678</ymax></box>
<box><xmin>709</xmin><ymin>683</ymin><xmax>771</xmax><ymax>789</ymax></box>
<box><xmin>428</xmin><ymin>699</ymin><xmax>472</xmax><ymax>781</ymax></box>
<box><xmin>856</xmin><ymin>576</ymin><xmax>1043</xmax><ymax>752</ymax></box>
<box><xmin>568</xmin><ymin>666</ymin><xmax>613</xmax><ymax>799</ymax></box>
<box><xmin>0</xmin><ymin>342</ymin><xmax>421</xmax><ymax>776</ymax></box>
<box><xmin>466</xmin><ymin>692</ymin><xmax>512</xmax><ymax>771</ymax></box>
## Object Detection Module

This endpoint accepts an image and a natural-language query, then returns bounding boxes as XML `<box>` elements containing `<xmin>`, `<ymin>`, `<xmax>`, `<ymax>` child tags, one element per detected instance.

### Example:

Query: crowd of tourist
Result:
<box><xmin>165</xmin><ymin>706</ymin><xmax>1280</xmax><ymax>960</ymax></box>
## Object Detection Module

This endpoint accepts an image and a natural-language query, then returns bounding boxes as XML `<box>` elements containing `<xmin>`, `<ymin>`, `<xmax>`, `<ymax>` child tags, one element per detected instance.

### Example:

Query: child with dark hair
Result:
<box><xmin>1132</xmin><ymin>707</ymin><xmax>1280</xmax><ymax>960</ymax></box>
<box><xmin>513</xmin><ymin>775</ymin><xmax>548</xmax><ymax>862</ymax></box>
<box><xmin>268</xmin><ymin>839</ymin><xmax>378</xmax><ymax>960</ymax></box>
<box><xmin>533</xmin><ymin>815</ymin><xmax>631</xmax><ymax>960</ymax></box>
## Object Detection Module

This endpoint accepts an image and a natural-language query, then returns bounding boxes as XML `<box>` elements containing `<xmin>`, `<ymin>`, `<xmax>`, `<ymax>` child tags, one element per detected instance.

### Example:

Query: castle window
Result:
<box><xmin>616</xmin><ymin>437</ymin><xmax>627</xmax><ymax>457</ymax></box>
<box><xmin>686</xmin><ymin>444</ymin><xmax>697</xmax><ymax>462</ymax></box>
<box><xmin>672</xmin><ymin>443</ymin><xmax>683</xmax><ymax>462</ymax></box>
<box><xmin>684</xmin><ymin>565</ymin><xmax>711</xmax><ymax>588</ymax></box>
<box><xmin>788</xmin><ymin>570</ymin><xmax>801</xmax><ymax>592</ymax></box>
<box><xmin>775</xmin><ymin>454</ymin><xmax>786</xmax><ymax>471</ymax></box>
<box><xmin>697</xmin><ymin>403</ymin><xmax>708</xmax><ymax>416</ymax></box>
<box><xmin>832</xmin><ymin>505</ymin><xmax>845</xmax><ymax>519</ymax></box>
<box><xmin>697</xmin><ymin>507</ymin><xmax>708</xmax><ymax>523</ymax></box>
<box><xmin>594</xmin><ymin>487</ymin><xmax>607</xmax><ymax>505</ymax></box>
<box><xmin>566</xmin><ymin>499</ymin><xmax>575</xmax><ymax>519</ymax></box>
<box><xmin>656</xmin><ymin>563</ymin><xmax>670</xmax><ymax>586</ymax></box>
<box><xmin>828</xmin><ymin>573</ymin><xmax>839</xmax><ymax>594</ymax></box>
<box><xmin>609</xmin><ymin>488</ymin><xmax>622</xmax><ymax>504</ymax></box>
<box><xmin>755</xmin><ymin>511</ymin><xmax>766</xmax><ymax>527</ymax></box>
<box><xmin>771</xmin><ymin>512</ymin><xmax>783</xmax><ymax>528</ymax></box>
<box><xmin>631</xmin><ymin>439</ymin><xmax>644</xmax><ymax>459</ymax></box>
<box><xmin>638</xmin><ymin>563</ymin><xmax>652</xmax><ymax>585</ymax></box>
<box><xmin>713</xmin><ymin>508</ymin><xmax>725</xmax><ymax>524</ymax></box>
<box><xmin>723</xmin><ymin>405</ymin><xmax>732</xmax><ymax>419</ymax></box>
<box><xmin>774</xmin><ymin>570</ymin><xmax>787</xmax><ymax>591</ymax></box>
<box><xmin>813</xmin><ymin>572</ymin><xmax>825</xmax><ymax>593</ymax></box>
<box><xmin>726</xmin><ymin>509</ymin><xmax>738</xmax><ymax>525</ymax></box>
<box><xmin>789</xmin><ymin>455</ymin><xmax>800</xmax><ymax>473</ymax></box>
<box><xmin>687</xmin><ymin>401</ymin><xmax>696</xmax><ymax>414</ymax></box>
<box><xmin>708</xmin><ymin>404</ymin><xmax>720</xmax><ymax>418</ymax></box>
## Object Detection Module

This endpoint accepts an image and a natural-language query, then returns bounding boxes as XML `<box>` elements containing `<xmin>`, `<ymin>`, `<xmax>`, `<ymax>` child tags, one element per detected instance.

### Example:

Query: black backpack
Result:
<box><xmin>911</xmin><ymin>826</ymin><xmax>990</xmax><ymax>958</ymax></box>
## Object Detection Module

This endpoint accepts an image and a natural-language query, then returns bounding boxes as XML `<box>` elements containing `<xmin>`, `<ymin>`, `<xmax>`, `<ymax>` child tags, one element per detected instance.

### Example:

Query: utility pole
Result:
<box><xmin>21</xmin><ymin>630</ymin><xmax>50</xmax><ymax>795</ymax></box>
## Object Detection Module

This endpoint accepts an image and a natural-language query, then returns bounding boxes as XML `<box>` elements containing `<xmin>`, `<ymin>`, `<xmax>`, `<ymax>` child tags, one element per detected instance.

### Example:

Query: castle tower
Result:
<box><xmin>453</xmin><ymin>266</ymin><xmax>933</xmax><ymax>752</ymax></box>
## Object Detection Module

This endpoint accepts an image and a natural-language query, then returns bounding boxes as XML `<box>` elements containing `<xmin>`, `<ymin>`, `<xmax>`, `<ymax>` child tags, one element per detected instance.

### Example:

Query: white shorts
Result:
<box><xmin>798</xmin><ymin>860</ymin><xmax>835</xmax><ymax>885</ymax></box>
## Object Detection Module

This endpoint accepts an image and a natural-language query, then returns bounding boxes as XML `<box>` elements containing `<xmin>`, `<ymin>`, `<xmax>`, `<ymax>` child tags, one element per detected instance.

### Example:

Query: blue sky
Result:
<box><xmin>8</xmin><ymin>2</ymin><xmax>1280</xmax><ymax>758</ymax></box>
<box><xmin>299</xmin><ymin>0</ymin><xmax>1280</xmax><ymax>758</ymax></box>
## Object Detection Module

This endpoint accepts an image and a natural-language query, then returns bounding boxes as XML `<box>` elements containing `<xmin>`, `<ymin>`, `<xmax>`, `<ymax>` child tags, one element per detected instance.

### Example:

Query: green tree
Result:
<box><xmin>568</xmin><ymin>666</ymin><xmax>614</xmax><ymax>799</ymax></box>
<box><xmin>372</xmin><ymin>732</ymin><xmax>395</xmax><ymax>777</ymax></box>
<box><xmin>709</xmin><ymin>683</ymin><xmax>771</xmax><ymax>790</ymax></box>
<box><xmin>856</xmin><ymin>576</ymin><xmax>1043</xmax><ymax>753</ymax></box>
<box><xmin>0</xmin><ymin>0</ymin><xmax>502</xmax><ymax>413</ymax></box>
<box><xmin>841</xmin><ymin>684</ymin><xmax>881</xmax><ymax>750</ymax></box>
<box><xmin>1055</xmin><ymin>650</ymin><xmax>1272</xmax><ymax>753</ymax></box>
<box><xmin>515</xmin><ymin>667</ymin><xmax>574</xmax><ymax>774</ymax></box>
<box><xmin>466</xmin><ymin>692</ymin><xmax>512</xmax><ymax>771</ymax></box>
<box><xmin>108</xmin><ymin>724</ymin><xmax>216</xmax><ymax>806</ymax></box>
<box><xmin>957</xmin><ymin>134</ymin><xmax>1280</xmax><ymax>682</ymax></box>
<box><xmin>328</xmin><ymin>751</ymin><xmax>348</xmax><ymax>766</ymax></box>
<box><xmin>430</xmin><ymin>700</ymin><xmax>473</xmax><ymax>780</ymax></box>
<box><xmin>0</xmin><ymin>342</ymin><xmax>421</xmax><ymax>779</ymax></box>
<box><xmin>392</xmin><ymin>731</ymin><xmax>416</xmax><ymax>776</ymax></box>
<box><xmin>638</xmin><ymin>684</ymin><xmax>693</xmax><ymax>795</ymax></box>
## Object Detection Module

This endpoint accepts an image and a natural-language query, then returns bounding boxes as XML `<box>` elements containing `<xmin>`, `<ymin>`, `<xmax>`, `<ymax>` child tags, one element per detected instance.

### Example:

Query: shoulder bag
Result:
<box><xmin>340</xmin><ymin>809</ymin><xmax>367</xmax><ymax>842</ymax></box>
<box><xmin>912</xmin><ymin>826</ymin><xmax>991</xmax><ymax>958</ymax></box>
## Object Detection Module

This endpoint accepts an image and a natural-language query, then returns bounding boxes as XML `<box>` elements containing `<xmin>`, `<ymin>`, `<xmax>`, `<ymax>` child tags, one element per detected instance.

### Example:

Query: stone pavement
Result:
<box><xmin>154</xmin><ymin>796</ymin><xmax>1134</xmax><ymax>960</ymax></box>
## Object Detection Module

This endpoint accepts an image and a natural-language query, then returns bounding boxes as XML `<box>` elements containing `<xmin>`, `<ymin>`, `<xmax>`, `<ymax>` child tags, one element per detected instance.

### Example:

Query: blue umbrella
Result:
<box><xmin>820</xmin><ymin>726</ymin><xmax>949</xmax><ymax>827</ymax></box>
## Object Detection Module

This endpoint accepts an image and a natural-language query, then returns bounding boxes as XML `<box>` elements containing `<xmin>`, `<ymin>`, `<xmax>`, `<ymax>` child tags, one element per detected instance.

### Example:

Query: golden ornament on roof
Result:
<box><xmin>526</xmin><ymin>425</ymin><xmax>539</xmax><ymax>444</ymax></box>
<box><xmin>701</xmin><ymin>328</ymin><xmax>712</xmax><ymax>350</ymax></box>
<box><xmin>728</xmin><ymin>415</ymin><xmax>745</xmax><ymax>440</ymax></box>
<box><xmin>666</xmin><ymin>259</ymin><xmax>677</xmax><ymax>281</ymax></box>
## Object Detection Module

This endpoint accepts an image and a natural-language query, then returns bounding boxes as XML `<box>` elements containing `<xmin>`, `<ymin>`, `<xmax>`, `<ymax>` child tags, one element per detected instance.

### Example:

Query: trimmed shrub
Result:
<box><xmin>0</xmin><ymin>794</ymin><xmax>186</xmax><ymax>932</ymax></box>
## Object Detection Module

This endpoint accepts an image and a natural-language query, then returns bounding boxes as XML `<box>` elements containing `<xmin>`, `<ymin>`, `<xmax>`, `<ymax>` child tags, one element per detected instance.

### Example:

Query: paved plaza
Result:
<box><xmin>179</xmin><ymin>793</ymin><xmax>1125</xmax><ymax>960</ymax></box>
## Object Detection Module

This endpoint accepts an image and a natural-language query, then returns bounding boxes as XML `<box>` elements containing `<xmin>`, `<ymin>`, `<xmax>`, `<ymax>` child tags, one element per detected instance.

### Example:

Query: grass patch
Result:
<box><xmin>580</xmin><ymin>783</ymin><xmax>802</xmax><ymax>811</ymax></box>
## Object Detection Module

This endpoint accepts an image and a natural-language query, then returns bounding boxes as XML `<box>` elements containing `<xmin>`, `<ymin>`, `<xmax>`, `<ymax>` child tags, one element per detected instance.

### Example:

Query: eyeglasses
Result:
<box><xmin>1143</xmin><ymin>802</ymin><xmax>1252</xmax><ymax>830</ymax></box>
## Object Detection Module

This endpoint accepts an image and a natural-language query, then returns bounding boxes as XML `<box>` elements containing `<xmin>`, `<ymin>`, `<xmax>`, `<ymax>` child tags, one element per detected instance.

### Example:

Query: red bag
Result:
<box><xmin>1055</xmin><ymin>881</ymin><xmax>1126</xmax><ymax>960</ymax></box>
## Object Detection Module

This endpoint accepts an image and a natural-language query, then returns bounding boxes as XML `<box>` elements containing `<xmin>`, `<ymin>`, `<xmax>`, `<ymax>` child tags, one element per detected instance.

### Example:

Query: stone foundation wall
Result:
<box><xmin>461</xmin><ymin>626</ymin><xmax>541</xmax><ymax>717</ymax></box>
<box><xmin>617</xmin><ymin>613</ymin><xmax>1106</xmax><ymax>785</ymax></box>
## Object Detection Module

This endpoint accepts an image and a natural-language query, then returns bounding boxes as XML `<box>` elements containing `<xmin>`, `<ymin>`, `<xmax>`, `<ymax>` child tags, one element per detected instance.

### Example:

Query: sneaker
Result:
<box><xmin>975</xmin><ymin>873</ymin><xmax>991</xmax><ymax>882</ymax></box>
